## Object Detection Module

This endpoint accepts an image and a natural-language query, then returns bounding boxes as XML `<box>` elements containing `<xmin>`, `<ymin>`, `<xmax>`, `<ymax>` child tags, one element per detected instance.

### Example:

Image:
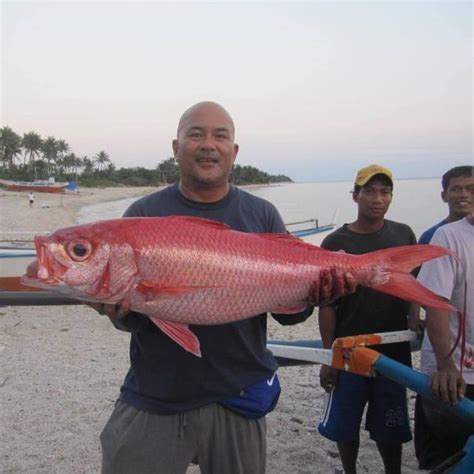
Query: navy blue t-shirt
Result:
<box><xmin>113</xmin><ymin>183</ymin><xmax>313</xmax><ymax>414</ymax></box>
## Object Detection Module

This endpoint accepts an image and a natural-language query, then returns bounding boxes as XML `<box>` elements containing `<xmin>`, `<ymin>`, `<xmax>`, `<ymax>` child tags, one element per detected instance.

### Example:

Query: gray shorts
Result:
<box><xmin>100</xmin><ymin>400</ymin><xmax>266</xmax><ymax>474</ymax></box>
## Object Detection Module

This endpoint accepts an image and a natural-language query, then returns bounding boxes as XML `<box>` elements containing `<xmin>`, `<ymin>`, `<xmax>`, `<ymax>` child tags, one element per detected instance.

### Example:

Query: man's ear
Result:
<box><xmin>441</xmin><ymin>190</ymin><xmax>448</xmax><ymax>203</ymax></box>
<box><xmin>352</xmin><ymin>191</ymin><xmax>359</xmax><ymax>203</ymax></box>
<box><xmin>172</xmin><ymin>139</ymin><xmax>179</xmax><ymax>160</ymax></box>
<box><xmin>232</xmin><ymin>143</ymin><xmax>239</xmax><ymax>163</ymax></box>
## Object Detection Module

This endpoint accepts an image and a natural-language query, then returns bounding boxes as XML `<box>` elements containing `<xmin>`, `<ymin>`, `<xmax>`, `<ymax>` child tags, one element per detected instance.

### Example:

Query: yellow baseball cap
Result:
<box><xmin>355</xmin><ymin>164</ymin><xmax>393</xmax><ymax>186</ymax></box>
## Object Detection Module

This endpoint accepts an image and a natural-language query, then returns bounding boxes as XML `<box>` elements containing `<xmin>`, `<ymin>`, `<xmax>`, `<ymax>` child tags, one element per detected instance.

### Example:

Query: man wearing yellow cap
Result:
<box><xmin>317</xmin><ymin>164</ymin><xmax>416</xmax><ymax>474</ymax></box>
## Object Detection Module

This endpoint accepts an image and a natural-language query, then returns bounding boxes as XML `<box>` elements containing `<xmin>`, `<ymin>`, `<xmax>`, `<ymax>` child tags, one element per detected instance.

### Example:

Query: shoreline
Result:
<box><xmin>0</xmin><ymin>182</ymin><xmax>280</xmax><ymax>236</ymax></box>
<box><xmin>0</xmin><ymin>185</ymin><xmax>162</xmax><ymax>236</ymax></box>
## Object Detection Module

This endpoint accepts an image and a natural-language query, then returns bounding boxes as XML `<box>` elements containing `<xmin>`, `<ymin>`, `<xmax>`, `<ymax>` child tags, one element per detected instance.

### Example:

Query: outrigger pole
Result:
<box><xmin>269</xmin><ymin>331</ymin><xmax>474</xmax><ymax>473</ymax></box>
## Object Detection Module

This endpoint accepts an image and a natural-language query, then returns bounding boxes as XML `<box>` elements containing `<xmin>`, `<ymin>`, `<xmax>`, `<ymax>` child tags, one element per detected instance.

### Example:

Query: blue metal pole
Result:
<box><xmin>374</xmin><ymin>354</ymin><xmax>474</xmax><ymax>426</ymax></box>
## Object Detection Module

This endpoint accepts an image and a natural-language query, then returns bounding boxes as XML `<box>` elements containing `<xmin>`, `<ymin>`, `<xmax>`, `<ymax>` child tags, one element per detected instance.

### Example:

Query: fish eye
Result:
<box><xmin>66</xmin><ymin>239</ymin><xmax>92</xmax><ymax>262</ymax></box>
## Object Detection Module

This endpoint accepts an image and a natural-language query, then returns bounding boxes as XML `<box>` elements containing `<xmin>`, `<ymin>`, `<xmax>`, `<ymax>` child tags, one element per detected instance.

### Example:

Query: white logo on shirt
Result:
<box><xmin>267</xmin><ymin>373</ymin><xmax>277</xmax><ymax>386</ymax></box>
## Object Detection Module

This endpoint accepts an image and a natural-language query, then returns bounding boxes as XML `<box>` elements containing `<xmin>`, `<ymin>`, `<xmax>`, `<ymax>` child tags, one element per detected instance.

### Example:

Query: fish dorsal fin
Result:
<box><xmin>164</xmin><ymin>216</ymin><xmax>230</xmax><ymax>231</ymax></box>
<box><xmin>258</xmin><ymin>233</ymin><xmax>327</xmax><ymax>251</ymax></box>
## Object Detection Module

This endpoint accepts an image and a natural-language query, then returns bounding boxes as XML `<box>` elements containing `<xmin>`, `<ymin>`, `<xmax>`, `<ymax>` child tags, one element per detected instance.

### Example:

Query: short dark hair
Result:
<box><xmin>353</xmin><ymin>173</ymin><xmax>393</xmax><ymax>194</ymax></box>
<box><xmin>442</xmin><ymin>166</ymin><xmax>474</xmax><ymax>191</ymax></box>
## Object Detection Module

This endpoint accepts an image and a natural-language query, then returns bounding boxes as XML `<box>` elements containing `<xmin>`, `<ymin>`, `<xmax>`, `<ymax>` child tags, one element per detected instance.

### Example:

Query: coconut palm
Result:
<box><xmin>22</xmin><ymin>131</ymin><xmax>43</xmax><ymax>165</ymax></box>
<box><xmin>0</xmin><ymin>126</ymin><xmax>22</xmax><ymax>168</ymax></box>
<box><xmin>82</xmin><ymin>156</ymin><xmax>94</xmax><ymax>176</ymax></box>
<box><xmin>94</xmin><ymin>151</ymin><xmax>110</xmax><ymax>171</ymax></box>
<box><xmin>41</xmin><ymin>136</ymin><xmax>58</xmax><ymax>176</ymax></box>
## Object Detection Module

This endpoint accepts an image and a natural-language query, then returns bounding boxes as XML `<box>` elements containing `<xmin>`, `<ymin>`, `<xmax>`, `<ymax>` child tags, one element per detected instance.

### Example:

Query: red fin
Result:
<box><xmin>136</xmin><ymin>281</ymin><xmax>217</xmax><ymax>299</ymax></box>
<box><xmin>368</xmin><ymin>244</ymin><xmax>455</xmax><ymax>273</ymax></box>
<box><xmin>373</xmin><ymin>273</ymin><xmax>456</xmax><ymax>312</ymax></box>
<box><xmin>163</xmin><ymin>215</ymin><xmax>230</xmax><ymax>230</ymax></box>
<box><xmin>148</xmin><ymin>316</ymin><xmax>201</xmax><ymax>357</ymax></box>
<box><xmin>271</xmin><ymin>303</ymin><xmax>309</xmax><ymax>314</ymax></box>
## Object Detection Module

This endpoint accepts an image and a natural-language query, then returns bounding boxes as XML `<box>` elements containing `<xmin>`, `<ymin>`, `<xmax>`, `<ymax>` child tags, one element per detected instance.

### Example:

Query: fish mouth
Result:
<box><xmin>25</xmin><ymin>236</ymin><xmax>67</xmax><ymax>285</ymax></box>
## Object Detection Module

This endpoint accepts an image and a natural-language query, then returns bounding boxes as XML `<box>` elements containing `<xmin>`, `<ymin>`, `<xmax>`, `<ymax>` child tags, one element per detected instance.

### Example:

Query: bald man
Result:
<box><xmin>96</xmin><ymin>102</ymin><xmax>354</xmax><ymax>474</ymax></box>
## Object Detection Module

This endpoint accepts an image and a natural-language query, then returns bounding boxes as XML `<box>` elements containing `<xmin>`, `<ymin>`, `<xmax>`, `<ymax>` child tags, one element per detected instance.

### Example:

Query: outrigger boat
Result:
<box><xmin>269</xmin><ymin>333</ymin><xmax>474</xmax><ymax>473</ymax></box>
<box><xmin>286</xmin><ymin>210</ymin><xmax>338</xmax><ymax>245</ymax></box>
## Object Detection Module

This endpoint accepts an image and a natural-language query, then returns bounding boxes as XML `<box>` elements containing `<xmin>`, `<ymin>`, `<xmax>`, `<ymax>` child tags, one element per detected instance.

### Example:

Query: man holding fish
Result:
<box><xmin>22</xmin><ymin>103</ymin><xmax>456</xmax><ymax>473</ymax></box>
<box><xmin>91</xmin><ymin>102</ymin><xmax>356</xmax><ymax>474</ymax></box>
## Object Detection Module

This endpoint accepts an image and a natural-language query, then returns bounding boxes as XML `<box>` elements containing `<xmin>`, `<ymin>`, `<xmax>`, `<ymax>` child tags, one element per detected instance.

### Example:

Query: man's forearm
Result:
<box><xmin>425</xmin><ymin>307</ymin><xmax>457</xmax><ymax>371</ymax></box>
<box><xmin>318</xmin><ymin>305</ymin><xmax>337</xmax><ymax>349</ymax></box>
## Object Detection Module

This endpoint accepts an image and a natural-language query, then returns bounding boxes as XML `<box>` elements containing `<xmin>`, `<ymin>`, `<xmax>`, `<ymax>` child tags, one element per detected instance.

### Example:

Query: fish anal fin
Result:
<box><xmin>271</xmin><ymin>303</ymin><xmax>309</xmax><ymax>314</ymax></box>
<box><xmin>373</xmin><ymin>273</ymin><xmax>456</xmax><ymax>312</ymax></box>
<box><xmin>148</xmin><ymin>316</ymin><xmax>201</xmax><ymax>357</ymax></box>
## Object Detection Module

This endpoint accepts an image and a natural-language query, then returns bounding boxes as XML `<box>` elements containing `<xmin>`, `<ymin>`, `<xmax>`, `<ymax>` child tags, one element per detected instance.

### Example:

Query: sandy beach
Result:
<box><xmin>0</xmin><ymin>185</ymin><xmax>420</xmax><ymax>473</ymax></box>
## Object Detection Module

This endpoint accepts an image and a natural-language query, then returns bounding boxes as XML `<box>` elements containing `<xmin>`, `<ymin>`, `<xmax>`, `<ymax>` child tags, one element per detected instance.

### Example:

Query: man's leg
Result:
<box><xmin>376</xmin><ymin>441</ymin><xmax>402</xmax><ymax>474</ymax></box>
<box><xmin>337</xmin><ymin>440</ymin><xmax>359</xmax><ymax>474</ymax></box>
<box><xmin>318</xmin><ymin>372</ymin><xmax>369</xmax><ymax>473</ymax></box>
<box><xmin>197</xmin><ymin>403</ymin><xmax>266</xmax><ymax>474</ymax></box>
<box><xmin>100</xmin><ymin>400</ymin><xmax>197</xmax><ymax>474</ymax></box>
<box><xmin>366</xmin><ymin>376</ymin><xmax>412</xmax><ymax>474</ymax></box>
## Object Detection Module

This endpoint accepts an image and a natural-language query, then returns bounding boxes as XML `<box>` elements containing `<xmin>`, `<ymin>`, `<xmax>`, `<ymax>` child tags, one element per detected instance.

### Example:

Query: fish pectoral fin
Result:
<box><xmin>148</xmin><ymin>316</ymin><xmax>201</xmax><ymax>357</ymax></box>
<box><xmin>136</xmin><ymin>281</ymin><xmax>217</xmax><ymax>299</ymax></box>
<box><xmin>271</xmin><ymin>303</ymin><xmax>309</xmax><ymax>314</ymax></box>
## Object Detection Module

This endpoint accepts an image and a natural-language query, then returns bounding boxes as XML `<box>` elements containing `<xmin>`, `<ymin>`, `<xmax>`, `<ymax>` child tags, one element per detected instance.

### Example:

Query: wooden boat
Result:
<box><xmin>7</xmin><ymin>180</ymin><xmax>67</xmax><ymax>193</ymax></box>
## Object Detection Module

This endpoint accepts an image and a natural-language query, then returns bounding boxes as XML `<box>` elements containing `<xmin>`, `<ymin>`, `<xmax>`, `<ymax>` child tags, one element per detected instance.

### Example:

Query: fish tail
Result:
<box><xmin>368</xmin><ymin>244</ymin><xmax>455</xmax><ymax>273</ymax></box>
<box><xmin>368</xmin><ymin>244</ymin><xmax>457</xmax><ymax>312</ymax></box>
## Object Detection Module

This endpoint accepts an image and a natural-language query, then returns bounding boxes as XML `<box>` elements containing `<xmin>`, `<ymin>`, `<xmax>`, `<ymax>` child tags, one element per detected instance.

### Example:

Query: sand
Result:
<box><xmin>0</xmin><ymin>185</ymin><xmax>420</xmax><ymax>473</ymax></box>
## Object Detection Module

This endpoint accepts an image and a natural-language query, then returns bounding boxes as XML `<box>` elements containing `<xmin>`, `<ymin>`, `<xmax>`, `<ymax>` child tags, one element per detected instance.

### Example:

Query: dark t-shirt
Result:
<box><xmin>321</xmin><ymin>220</ymin><xmax>416</xmax><ymax>366</ymax></box>
<box><xmin>114</xmin><ymin>183</ymin><xmax>313</xmax><ymax>414</ymax></box>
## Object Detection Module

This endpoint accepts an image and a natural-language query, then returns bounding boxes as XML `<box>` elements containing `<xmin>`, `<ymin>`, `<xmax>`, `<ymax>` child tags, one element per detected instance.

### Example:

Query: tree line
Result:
<box><xmin>0</xmin><ymin>126</ymin><xmax>292</xmax><ymax>187</ymax></box>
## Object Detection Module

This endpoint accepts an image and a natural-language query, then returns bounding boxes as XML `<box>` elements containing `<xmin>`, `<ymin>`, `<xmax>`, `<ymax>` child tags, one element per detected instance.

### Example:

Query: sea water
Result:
<box><xmin>77</xmin><ymin>178</ymin><xmax>446</xmax><ymax>239</ymax></box>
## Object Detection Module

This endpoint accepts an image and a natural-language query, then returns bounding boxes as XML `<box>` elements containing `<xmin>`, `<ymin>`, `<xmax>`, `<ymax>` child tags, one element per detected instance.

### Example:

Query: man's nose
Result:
<box><xmin>200</xmin><ymin>134</ymin><xmax>216</xmax><ymax>150</ymax></box>
<box><xmin>372</xmin><ymin>191</ymin><xmax>384</xmax><ymax>202</ymax></box>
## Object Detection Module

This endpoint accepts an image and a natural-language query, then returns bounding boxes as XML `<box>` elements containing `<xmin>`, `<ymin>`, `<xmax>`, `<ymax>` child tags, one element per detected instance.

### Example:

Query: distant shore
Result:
<box><xmin>0</xmin><ymin>185</ymin><xmax>162</xmax><ymax>236</ymax></box>
<box><xmin>0</xmin><ymin>182</ymin><xmax>284</xmax><ymax>238</ymax></box>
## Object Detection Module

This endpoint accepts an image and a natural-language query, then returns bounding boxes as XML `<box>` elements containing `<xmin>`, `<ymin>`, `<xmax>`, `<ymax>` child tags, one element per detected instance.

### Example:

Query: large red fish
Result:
<box><xmin>21</xmin><ymin>216</ymin><xmax>456</xmax><ymax>357</ymax></box>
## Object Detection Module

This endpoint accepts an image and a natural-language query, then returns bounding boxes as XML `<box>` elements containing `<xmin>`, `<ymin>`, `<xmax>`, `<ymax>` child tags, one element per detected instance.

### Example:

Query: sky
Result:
<box><xmin>1</xmin><ymin>1</ymin><xmax>472</xmax><ymax>182</ymax></box>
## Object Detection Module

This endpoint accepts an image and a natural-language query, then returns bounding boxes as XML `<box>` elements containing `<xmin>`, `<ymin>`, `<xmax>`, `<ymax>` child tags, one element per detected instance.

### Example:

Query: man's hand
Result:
<box><xmin>430</xmin><ymin>368</ymin><xmax>466</xmax><ymax>405</ymax></box>
<box><xmin>319</xmin><ymin>364</ymin><xmax>338</xmax><ymax>393</ymax></box>
<box><xmin>309</xmin><ymin>268</ymin><xmax>357</xmax><ymax>306</ymax></box>
<box><xmin>87</xmin><ymin>301</ymin><xmax>130</xmax><ymax>320</ymax></box>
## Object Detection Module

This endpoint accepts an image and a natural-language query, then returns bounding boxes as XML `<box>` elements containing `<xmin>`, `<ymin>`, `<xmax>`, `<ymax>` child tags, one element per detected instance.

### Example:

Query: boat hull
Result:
<box><xmin>7</xmin><ymin>184</ymin><xmax>65</xmax><ymax>193</ymax></box>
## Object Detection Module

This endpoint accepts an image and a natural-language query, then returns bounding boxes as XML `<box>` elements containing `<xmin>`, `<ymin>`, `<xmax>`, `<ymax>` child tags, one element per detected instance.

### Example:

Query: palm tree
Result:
<box><xmin>94</xmin><ymin>151</ymin><xmax>110</xmax><ymax>171</ymax></box>
<box><xmin>41</xmin><ymin>136</ymin><xmax>58</xmax><ymax>176</ymax></box>
<box><xmin>22</xmin><ymin>131</ymin><xmax>43</xmax><ymax>165</ymax></box>
<box><xmin>0</xmin><ymin>126</ymin><xmax>22</xmax><ymax>168</ymax></box>
<box><xmin>157</xmin><ymin>157</ymin><xmax>180</xmax><ymax>183</ymax></box>
<box><xmin>56</xmin><ymin>139</ymin><xmax>69</xmax><ymax>158</ymax></box>
<box><xmin>82</xmin><ymin>156</ymin><xmax>94</xmax><ymax>176</ymax></box>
